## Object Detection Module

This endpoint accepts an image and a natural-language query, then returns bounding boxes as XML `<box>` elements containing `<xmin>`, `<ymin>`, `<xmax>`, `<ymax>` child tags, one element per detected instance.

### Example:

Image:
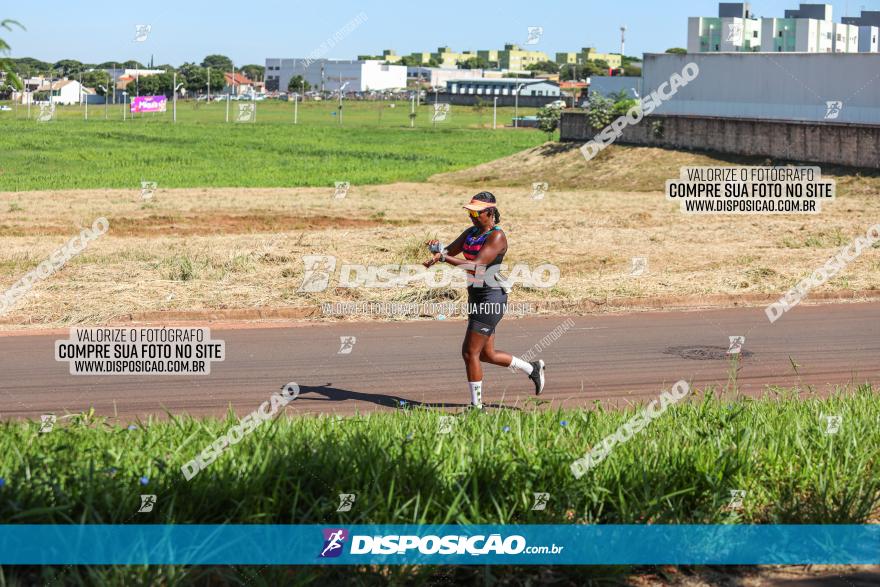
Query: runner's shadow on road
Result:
<box><xmin>295</xmin><ymin>384</ymin><xmax>514</xmax><ymax>411</ymax></box>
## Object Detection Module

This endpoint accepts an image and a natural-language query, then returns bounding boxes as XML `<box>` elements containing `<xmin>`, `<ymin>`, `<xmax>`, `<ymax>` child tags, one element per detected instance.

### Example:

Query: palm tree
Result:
<box><xmin>1</xmin><ymin>20</ymin><xmax>25</xmax><ymax>92</ymax></box>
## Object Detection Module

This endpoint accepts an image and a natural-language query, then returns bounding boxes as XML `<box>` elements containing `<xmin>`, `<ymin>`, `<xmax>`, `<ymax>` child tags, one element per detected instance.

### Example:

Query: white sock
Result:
<box><xmin>469</xmin><ymin>381</ymin><xmax>483</xmax><ymax>407</ymax></box>
<box><xmin>509</xmin><ymin>356</ymin><xmax>534</xmax><ymax>375</ymax></box>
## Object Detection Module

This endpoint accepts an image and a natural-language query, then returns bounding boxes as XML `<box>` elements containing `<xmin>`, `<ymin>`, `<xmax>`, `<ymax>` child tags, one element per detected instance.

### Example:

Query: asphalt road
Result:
<box><xmin>1</xmin><ymin>302</ymin><xmax>878</xmax><ymax>420</ymax></box>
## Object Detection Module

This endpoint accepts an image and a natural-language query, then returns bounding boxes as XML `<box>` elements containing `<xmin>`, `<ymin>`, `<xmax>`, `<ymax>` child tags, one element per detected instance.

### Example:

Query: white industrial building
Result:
<box><xmin>445</xmin><ymin>78</ymin><xmax>560</xmax><ymax>98</ymax></box>
<box><xmin>641</xmin><ymin>52</ymin><xmax>880</xmax><ymax>125</ymax></box>
<box><xmin>264</xmin><ymin>58</ymin><xmax>406</xmax><ymax>93</ymax></box>
<box><xmin>407</xmin><ymin>67</ymin><xmax>485</xmax><ymax>89</ymax></box>
<box><xmin>688</xmin><ymin>2</ymin><xmax>878</xmax><ymax>53</ymax></box>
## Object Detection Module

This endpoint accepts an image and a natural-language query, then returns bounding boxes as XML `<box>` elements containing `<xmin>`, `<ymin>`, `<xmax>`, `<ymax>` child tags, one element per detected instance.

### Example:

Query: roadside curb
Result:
<box><xmin>528</xmin><ymin>289</ymin><xmax>880</xmax><ymax>313</ymax></box>
<box><xmin>3</xmin><ymin>290</ymin><xmax>878</xmax><ymax>330</ymax></box>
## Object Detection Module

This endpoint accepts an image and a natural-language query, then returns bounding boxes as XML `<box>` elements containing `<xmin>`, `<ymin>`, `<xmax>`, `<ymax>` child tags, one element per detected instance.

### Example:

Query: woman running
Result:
<box><xmin>424</xmin><ymin>191</ymin><xmax>545</xmax><ymax>410</ymax></box>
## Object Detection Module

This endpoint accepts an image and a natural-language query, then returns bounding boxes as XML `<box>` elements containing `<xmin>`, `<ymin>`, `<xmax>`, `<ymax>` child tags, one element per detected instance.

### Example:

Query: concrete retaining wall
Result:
<box><xmin>559</xmin><ymin>112</ymin><xmax>880</xmax><ymax>169</ymax></box>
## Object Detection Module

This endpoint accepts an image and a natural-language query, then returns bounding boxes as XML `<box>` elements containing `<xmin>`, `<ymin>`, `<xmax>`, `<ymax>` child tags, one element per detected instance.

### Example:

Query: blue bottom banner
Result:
<box><xmin>0</xmin><ymin>525</ymin><xmax>877</xmax><ymax>565</ymax></box>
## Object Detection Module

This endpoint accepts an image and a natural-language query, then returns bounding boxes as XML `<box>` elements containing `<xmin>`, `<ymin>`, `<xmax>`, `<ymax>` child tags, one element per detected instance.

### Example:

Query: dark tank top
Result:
<box><xmin>462</xmin><ymin>226</ymin><xmax>506</xmax><ymax>289</ymax></box>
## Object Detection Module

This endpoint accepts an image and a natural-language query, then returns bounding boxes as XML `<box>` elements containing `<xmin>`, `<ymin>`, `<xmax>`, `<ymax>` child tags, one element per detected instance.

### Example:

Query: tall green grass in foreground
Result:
<box><xmin>0</xmin><ymin>102</ymin><xmax>546</xmax><ymax>192</ymax></box>
<box><xmin>0</xmin><ymin>387</ymin><xmax>877</xmax><ymax>585</ymax></box>
<box><xmin>2</xmin><ymin>386</ymin><xmax>877</xmax><ymax>526</ymax></box>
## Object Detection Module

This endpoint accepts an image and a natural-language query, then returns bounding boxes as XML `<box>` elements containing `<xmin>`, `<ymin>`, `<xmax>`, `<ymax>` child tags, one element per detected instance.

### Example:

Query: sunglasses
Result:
<box><xmin>467</xmin><ymin>208</ymin><xmax>492</xmax><ymax>218</ymax></box>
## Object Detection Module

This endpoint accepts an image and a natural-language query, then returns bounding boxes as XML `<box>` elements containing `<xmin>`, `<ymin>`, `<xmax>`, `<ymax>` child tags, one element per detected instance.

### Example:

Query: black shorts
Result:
<box><xmin>466</xmin><ymin>287</ymin><xmax>508</xmax><ymax>336</ymax></box>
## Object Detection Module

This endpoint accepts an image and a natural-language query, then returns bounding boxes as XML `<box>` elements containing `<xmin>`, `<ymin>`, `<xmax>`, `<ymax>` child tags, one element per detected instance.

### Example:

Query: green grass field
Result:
<box><xmin>1</xmin><ymin>385</ymin><xmax>877</xmax><ymax>584</ymax></box>
<box><xmin>3</xmin><ymin>386</ymin><xmax>877</xmax><ymax>526</ymax></box>
<box><xmin>0</xmin><ymin>100</ymin><xmax>547</xmax><ymax>191</ymax></box>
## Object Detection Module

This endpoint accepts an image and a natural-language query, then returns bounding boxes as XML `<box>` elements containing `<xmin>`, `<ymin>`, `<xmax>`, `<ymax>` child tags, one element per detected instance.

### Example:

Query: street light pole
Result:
<box><xmin>514</xmin><ymin>83</ymin><xmax>525</xmax><ymax>128</ymax></box>
<box><xmin>337</xmin><ymin>81</ymin><xmax>349</xmax><ymax>125</ymax></box>
<box><xmin>173</xmin><ymin>74</ymin><xmax>183</xmax><ymax>123</ymax></box>
<box><xmin>99</xmin><ymin>85</ymin><xmax>108</xmax><ymax>119</ymax></box>
<box><xmin>80</xmin><ymin>73</ymin><xmax>87</xmax><ymax>120</ymax></box>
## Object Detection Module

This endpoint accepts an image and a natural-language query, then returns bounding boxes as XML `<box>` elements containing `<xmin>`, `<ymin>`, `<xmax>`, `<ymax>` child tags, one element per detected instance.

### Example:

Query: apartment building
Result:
<box><xmin>842</xmin><ymin>10</ymin><xmax>880</xmax><ymax>52</ymax></box>
<box><xmin>555</xmin><ymin>48</ymin><xmax>623</xmax><ymax>69</ymax></box>
<box><xmin>688</xmin><ymin>3</ymin><xmax>762</xmax><ymax>52</ymax></box>
<box><xmin>688</xmin><ymin>2</ymin><xmax>873</xmax><ymax>53</ymax></box>
<box><xmin>493</xmin><ymin>44</ymin><xmax>549</xmax><ymax>71</ymax></box>
<box><xmin>264</xmin><ymin>59</ymin><xmax>406</xmax><ymax>92</ymax></box>
<box><xmin>432</xmin><ymin>47</ymin><xmax>477</xmax><ymax>67</ymax></box>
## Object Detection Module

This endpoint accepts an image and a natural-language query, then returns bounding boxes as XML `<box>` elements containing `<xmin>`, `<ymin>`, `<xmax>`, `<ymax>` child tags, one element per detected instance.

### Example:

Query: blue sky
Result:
<box><xmin>3</xmin><ymin>0</ymin><xmax>878</xmax><ymax>65</ymax></box>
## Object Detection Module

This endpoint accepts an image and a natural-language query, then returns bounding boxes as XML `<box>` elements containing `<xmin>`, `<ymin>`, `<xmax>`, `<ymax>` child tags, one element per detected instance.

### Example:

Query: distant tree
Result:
<box><xmin>592</xmin><ymin>59</ymin><xmax>611</xmax><ymax>73</ymax></box>
<box><xmin>156</xmin><ymin>63</ymin><xmax>177</xmax><ymax>73</ymax></box>
<box><xmin>0</xmin><ymin>19</ymin><xmax>24</xmax><ymax>91</ymax></box>
<box><xmin>611</xmin><ymin>96</ymin><xmax>638</xmax><ymax>117</ymax></box>
<box><xmin>526</xmin><ymin>60</ymin><xmax>559</xmax><ymax>74</ymax></box>
<box><xmin>623</xmin><ymin>64</ymin><xmax>642</xmax><ymax>76</ymax></box>
<box><xmin>54</xmin><ymin>59</ymin><xmax>84</xmax><ymax>75</ymax></box>
<box><xmin>81</xmin><ymin>70</ymin><xmax>110</xmax><ymax>94</ymax></box>
<box><xmin>287</xmin><ymin>75</ymin><xmax>310</xmax><ymax>93</ymax></box>
<box><xmin>536</xmin><ymin>105</ymin><xmax>562</xmax><ymax>138</ymax></box>
<box><xmin>131</xmin><ymin>71</ymin><xmax>176</xmax><ymax>96</ymax></box>
<box><xmin>10</xmin><ymin>56</ymin><xmax>49</xmax><ymax>77</ymax></box>
<box><xmin>590</xmin><ymin>60</ymin><xmax>611</xmax><ymax>76</ymax></box>
<box><xmin>178</xmin><ymin>62</ymin><xmax>205</xmax><ymax>94</ymax></box>
<box><xmin>122</xmin><ymin>59</ymin><xmax>144</xmax><ymax>69</ymax></box>
<box><xmin>586</xmin><ymin>93</ymin><xmax>615</xmax><ymax>129</ymax></box>
<box><xmin>240</xmin><ymin>64</ymin><xmax>264</xmax><ymax>81</ymax></box>
<box><xmin>665</xmin><ymin>48</ymin><xmax>687</xmax><ymax>55</ymax></box>
<box><xmin>460</xmin><ymin>56</ymin><xmax>489</xmax><ymax>70</ymax></box>
<box><xmin>558</xmin><ymin>64</ymin><xmax>576</xmax><ymax>81</ymax></box>
<box><xmin>158</xmin><ymin>71</ymin><xmax>179</xmax><ymax>96</ymax></box>
<box><xmin>131</xmin><ymin>74</ymin><xmax>157</xmax><ymax>96</ymax></box>
<box><xmin>201</xmin><ymin>54</ymin><xmax>233</xmax><ymax>72</ymax></box>
<box><xmin>178</xmin><ymin>62</ymin><xmax>224</xmax><ymax>95</ymax></box>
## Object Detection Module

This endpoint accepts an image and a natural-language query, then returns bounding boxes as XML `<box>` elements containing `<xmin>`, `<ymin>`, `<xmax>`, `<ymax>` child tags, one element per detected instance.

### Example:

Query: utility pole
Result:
<box><xmin>620</xmin><ymin>26</ymin><xmax>627</xmax><ymax>57</ymax></box>
<box><xmin>493</xmin><ymin>96</ymin><xmax>497</xmax><ymax>129</ymax></box>
<box><xmin>514</xmin><ymin>83</ymin><xmax>525</xmax><ymax>128</ymax></box>
<box><xmin>99</xmin><ymin>85</ymin><xmax>108</xmax><ymax>119</ymax></box>
<box><xmin>79</xmin><ymin>72</ymin><xmax>86</xmax><ymax>120</ymax></box>
<box><xmin>173</xmin><ymin>74</ymin><xmax>183</xmax><ymax>123</ymax></box>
